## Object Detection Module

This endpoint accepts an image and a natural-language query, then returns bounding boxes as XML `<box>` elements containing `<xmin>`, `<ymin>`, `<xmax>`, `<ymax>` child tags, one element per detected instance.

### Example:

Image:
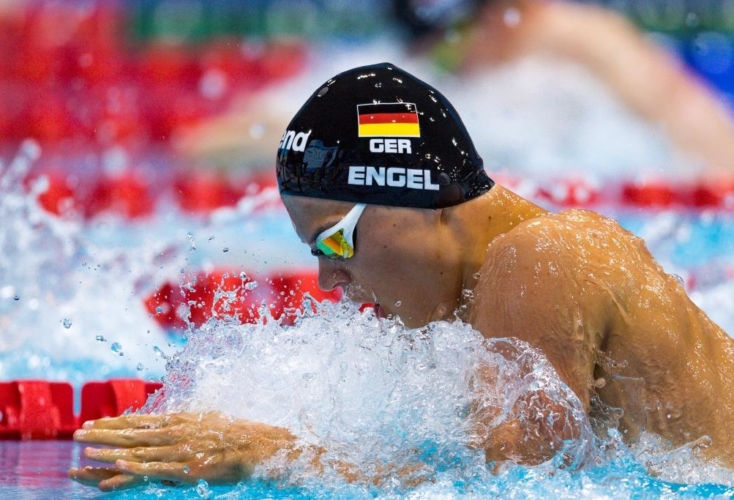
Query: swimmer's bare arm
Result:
<box><xmin>469</xmin><ymin>214</ymin><xmax>612</xmax><ymax>463</ymax></box>
<box><xmin>540</xmin><ymin>2</ymin><xmax>734</xmax><ymax>173</ymax></box>
<box><xmin>472</xmin><ymin>340</ymin><xmax>591</xmax><ymax>465</ymax></box>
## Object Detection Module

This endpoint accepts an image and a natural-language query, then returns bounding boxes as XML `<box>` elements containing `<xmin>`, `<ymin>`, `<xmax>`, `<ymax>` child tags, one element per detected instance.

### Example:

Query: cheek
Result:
<box><xmin>356</xmin><ymin>241</ymin><xmax>433</xmax><ymax>301</ymax></box>
<box><xmin>354</xmin><ymin>244</ymin><xmax>401</xmax><ymax>285</ymax></box>
<box><xmin>346</xmin><ymin>241</ymin><xmax>404</xmax><ymax>296</ymax></box>
<box><xmin>353</xmin><ymin>217</ymin><xmax>444</xmax><ymax>300</ymax></box>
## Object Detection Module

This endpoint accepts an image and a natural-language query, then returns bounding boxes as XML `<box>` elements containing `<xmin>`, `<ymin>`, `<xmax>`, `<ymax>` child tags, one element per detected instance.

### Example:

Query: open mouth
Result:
<box><xmin>358</xmin><ymin>302</ymin><xmax>386</xmax><ymax>318</ymax></box>
<box><xmin>374</xmin><ymin>303</ymin><xmax>387</xmax><ymax>319</ymax></box>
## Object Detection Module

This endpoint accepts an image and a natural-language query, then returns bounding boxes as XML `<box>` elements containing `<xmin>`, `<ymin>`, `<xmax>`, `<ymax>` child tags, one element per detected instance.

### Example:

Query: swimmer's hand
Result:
<box><xmin>68</xmin><ymin>412</ymin><xmax>300</xmax><ymax>491</ymax></box>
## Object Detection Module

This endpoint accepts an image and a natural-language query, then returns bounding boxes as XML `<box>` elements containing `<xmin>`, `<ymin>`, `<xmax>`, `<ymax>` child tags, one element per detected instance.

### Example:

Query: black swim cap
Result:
<box><xmin>276</xmin><ymin>62</ymin><xmax>493</xmax><ymax>209</ymax></box>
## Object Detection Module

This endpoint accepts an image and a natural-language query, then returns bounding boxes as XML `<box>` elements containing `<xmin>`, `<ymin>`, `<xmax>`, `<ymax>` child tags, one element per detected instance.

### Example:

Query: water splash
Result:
<box><xmin>130</xmin><ymin>293</ymin><xmax>734</xmax><ymax>497</ymax></box>
<box><xmin>142</xmin><ymin>300</ymin><xmax>601</xmax><ymax>493</ymax></box>
<box><xmin>0</xmin><ymin>144</ymin><xmax>179</xmax><ymax>381</ymax></box>
<box><xmin>0</xmin><ymin>143</ymin><xmax>304</xmax><ymax>383</ymax></box>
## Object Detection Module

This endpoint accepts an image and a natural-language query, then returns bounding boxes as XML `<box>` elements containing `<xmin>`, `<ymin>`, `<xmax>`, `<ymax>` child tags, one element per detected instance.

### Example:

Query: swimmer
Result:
<box><xmin>394</xmin><ymin>0</ymin><xmax>734</xmax><ymax>175</ymax></box>
<box><xmin>70</xmin><ymin>63</ymin><xmax>734</xmax><ymax>491</ymax></box>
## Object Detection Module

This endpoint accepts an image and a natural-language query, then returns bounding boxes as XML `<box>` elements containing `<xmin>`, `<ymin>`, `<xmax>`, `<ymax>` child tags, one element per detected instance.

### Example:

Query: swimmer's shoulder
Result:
<box><xmin>488</xmin><ymin>208</ymin><xmax>636</xmax><ymax>257</ymax></box>
<box><xmin>480</xmin><ymin>208</ymin><xmax>615</xmax><ymax>286</ymax></box>
<box><xmin>473</xmin><ymin>209</ymin><xmax>615</xmax><ymax>401</ymax></box>
<box><xmin>482</xmin><ymin>207</ymin><xmax>652</xmax><ymax>298</ymax></box>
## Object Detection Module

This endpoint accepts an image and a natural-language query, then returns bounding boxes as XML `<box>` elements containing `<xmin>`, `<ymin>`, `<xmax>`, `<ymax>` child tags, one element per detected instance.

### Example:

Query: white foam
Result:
<box><xmin>147</xmin><ymin>300</ymin><xmax>597</xmax><ymax>488</ymax></box>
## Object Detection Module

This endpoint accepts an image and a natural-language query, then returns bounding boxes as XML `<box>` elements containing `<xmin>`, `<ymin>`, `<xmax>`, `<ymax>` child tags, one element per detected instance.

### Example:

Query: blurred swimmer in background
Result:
<box><xmin>71</xmin><ymin>63</ymin><xmax>734</xmax><ymax>491</ymax></box>
<box><xmin>393</xmin><ymin>0</ymin><xmax>734</xmax><ymax>177</ymax></box>
<box><xmin>176</xmin><ymin>0</ymin><xmax>734</xmax><ymax>178</ymax></box>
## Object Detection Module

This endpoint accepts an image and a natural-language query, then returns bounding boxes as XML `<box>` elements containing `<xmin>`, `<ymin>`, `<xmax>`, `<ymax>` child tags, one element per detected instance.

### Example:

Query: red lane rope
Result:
<box><xmin>0</xmin><ymin>379</ymin><xmax>161</xmax><ymax>440</ymax></box>
<box><xmin>27</xmin><ymin>169</ymin><xmax>734</xmax><ymax>219</ymax></box>
<box><xmin>144</xmin><ymin>268</ymin><xmax>341</xmax><ymax>331</ymax></box>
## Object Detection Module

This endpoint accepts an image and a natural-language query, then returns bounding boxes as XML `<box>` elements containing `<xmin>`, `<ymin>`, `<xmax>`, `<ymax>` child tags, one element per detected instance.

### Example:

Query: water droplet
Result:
<box><xmin>196</xmin><ymin>479</ymin><xmax>211</xmax><ymax>497</ymax></box>
<box><xmin>222</xmin><ymin>247</ymin><xmax>229</xmax><ymax>253</ymax></box>
<box><xmin>302</xmin><ymin>297</ymin><xmax>314</xmax><ymax>316</ymax></box>
<box><xmin>249</xmin><ymin>122</ymin><xmax>265</xmax><ymax>140</ymax></box>
<box><xmin>208</xmin><ymin>236</ymin><xmax>215</xmax><ymax>241</ymax></box>
<box><xmin>111</xmin><ymin>342</ymin><xmax>123</xmax><ymax>353</ymax></box>
<box><xmin>156</xmin><ymin>306</ymin><xmax>163</xmax><ymax>314</ymax></box>
<box><xmin>183</xmin><ymin>465</ymin><xmax>190</xmax><ymax>474</ymax></box>
<box><xmin>461</xmin><ymin>289</ymin><xmax>475</xmax><ymax>301</ymax></box>
<box><xmin>504</xmin><ymin>7</ymin><xmax>521</xmax><ymax>27</ymax></box>
<box><xmin>95</xmin><ymin>335</ymin><xmax>106</xmax><ymax>342</ymax></box>
<box><xmin>394</xmin><ymin>300</ymin><xmax>402</xmax><ymax>307</ymax></box>
<box><xmin>473</xmin><ymin>272</ymin><xmax>481</xmax><ymax>280</ymax></box>
<box><xmin>199</xmin><ymin>68</ymin><xmax>227</xmax><ymax>100</ymax></box>
<box><xmin>13</xmin><ymin>295</ymin><xmax>20</xmax><ymax>301</ymax></box>
<box><xmin>62</xmin><ymin>318</ymin><xmax>72</xmax><ymax>329</ymax></box>
<box><xmin>244</xmin><ymin>281</ymin><xmax>258</xmax><ymax>291</ymax></box>
<box><xmin>187</xmin><ymin>232</ymin><xmax>197</xmax><ymax>251</ymax></box>
<box><xmin>137</xmin><ymin>363</ymin><xmax>145</xmax><ymax>371</ymax></box>
<box><xmin>153</xmin><ymin>346</ymin><xmax>167</xmax><ymax>359</ymax></box>
<box><xmin>239</xmin><ymin>271</ymin><xmax>248</xmax><ymax>281</ymax></box>
<box><xmin>317</xmin><ymin>86</ymin><xmax>329</xmax><ymax>97</ymax></box>
<box><xmin>673</xmin><ymin>274</ymin><xmax>685</xmax><ymax>287</ymax></box>
<box><xmin>21</xmin><ymin>139</ymin><xmax>41</xmax><ymax>160</ymax></box>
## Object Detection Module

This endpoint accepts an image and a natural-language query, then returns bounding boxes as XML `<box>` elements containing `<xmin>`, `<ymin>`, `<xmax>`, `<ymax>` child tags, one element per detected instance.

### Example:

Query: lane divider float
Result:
<box><xmin>0</xmin><ymin>379</ymin><xmax>162</xmax><ymax>440</ymax></box>
<box><xmin>144</xmin><ymin>268</ymin><xmax>341</xmax><ymax>330</ymax></box>
<box><xmin>27</xmin><ymin>170</ymin><xmax>734</xmax><ymax>220</ymax></box>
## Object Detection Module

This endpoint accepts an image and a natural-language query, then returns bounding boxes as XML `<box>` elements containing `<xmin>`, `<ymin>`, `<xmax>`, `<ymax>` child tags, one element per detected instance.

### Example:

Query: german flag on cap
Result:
<box><xmin>357</xmin><ymin>103</ymin><xmax>420</xmax><ymax>138</ymax></box>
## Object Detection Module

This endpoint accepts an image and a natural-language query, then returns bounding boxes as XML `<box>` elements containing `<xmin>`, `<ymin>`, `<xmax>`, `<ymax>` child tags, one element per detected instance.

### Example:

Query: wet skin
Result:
<box><xmin>70</xmin><ymin>185</ymin><xmax>734</xmax><ymax>490</ymax></box>
<box><xmin>466</xmin><ymin>194</ymin><xmax>734</xmax><ymax>466</ymax></box>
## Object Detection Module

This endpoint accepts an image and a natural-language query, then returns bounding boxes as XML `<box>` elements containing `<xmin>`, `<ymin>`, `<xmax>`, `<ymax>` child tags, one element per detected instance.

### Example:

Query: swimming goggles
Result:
<box><xmin>312</xmin><ymin>203</ymin><xmax>366</xmax><ymax>259</ymax></box>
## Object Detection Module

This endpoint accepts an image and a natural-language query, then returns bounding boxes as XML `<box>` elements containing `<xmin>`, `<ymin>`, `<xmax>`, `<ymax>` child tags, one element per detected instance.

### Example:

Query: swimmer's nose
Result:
<box><xmin>318</xmin><ymin>259</ymin><xmax>350</xmax><ymax>291</ymax></box>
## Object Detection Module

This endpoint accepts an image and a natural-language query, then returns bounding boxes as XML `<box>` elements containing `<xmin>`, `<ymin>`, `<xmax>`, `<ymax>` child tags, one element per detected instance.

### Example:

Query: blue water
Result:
<box><xmin>1</xmin><ymin>441</ymin><xmax>733</xmax><ymax>499</ymax></box>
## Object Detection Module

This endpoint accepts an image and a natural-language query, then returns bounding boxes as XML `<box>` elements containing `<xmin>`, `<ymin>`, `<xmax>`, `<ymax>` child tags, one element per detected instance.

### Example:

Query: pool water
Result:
<box><xmin>3</xmin><ymin>146</ymin><xmax>734</xmax><ymax>498</ymax></box>
<box><xmin>1</xmin><ymin>440</ymin><xmax>733</xmax><ymax>499</ymax></box>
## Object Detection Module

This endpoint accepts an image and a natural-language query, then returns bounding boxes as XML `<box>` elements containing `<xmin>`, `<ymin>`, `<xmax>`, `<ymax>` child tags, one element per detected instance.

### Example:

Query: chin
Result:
<box><xmin>392</xmin><ymin>310</ymin><xmax>428</xmax><ymax>329</ymax></box>
<box><xmin>402</xmin><ymin>318</ymin><xmax>429</xmax><ymax>329</ymax></box>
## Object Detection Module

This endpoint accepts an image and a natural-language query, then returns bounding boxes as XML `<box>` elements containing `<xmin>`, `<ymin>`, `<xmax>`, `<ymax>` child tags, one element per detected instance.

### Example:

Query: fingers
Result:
<box><xmin>74</xmin><ymin>427</ymin><xmax>180</xmax><ymax>447</ymax></box>
<box><xmin>98</xmin><ymin>472</ymin><xmax>147</xmax><ymax>492</ymax></box>
<box><xmin>79</xmin><ymin>412</ymin><xmax>223</xmax><ymax>431</ymax></box>
<box><xmin>81</xmin><ymin>414</ymin><xmax>170</xmax><ymax>430</ymax></box>
<box><xmin>115</xmin><ymin>459</ymin><xmax>196</xmax><ymax>483</ymax></box>
<box><xmin>69</xmin><ymin>466</ymin><xmax>119</xmax><ymax>486</ymax></box>
<box><xmin>84</xmin><ymin>444</ymin><xmax>190</xmax><ymax>465</ymax></box>
<box><xmin>68</xmin><ymin>466</ymin><xmax>144</xmax><ymax>491</ymax></box>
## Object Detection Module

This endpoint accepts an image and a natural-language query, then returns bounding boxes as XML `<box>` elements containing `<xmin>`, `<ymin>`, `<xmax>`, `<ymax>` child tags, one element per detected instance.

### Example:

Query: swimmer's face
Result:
<box><xmin>282</xmin><ymin>195</ymin><xmax>464</xmax><ymax>328</ymax></box>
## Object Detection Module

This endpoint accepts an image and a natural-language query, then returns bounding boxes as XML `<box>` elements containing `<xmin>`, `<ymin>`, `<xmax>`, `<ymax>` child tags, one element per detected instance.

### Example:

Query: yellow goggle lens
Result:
<box><xmin>316</xmin><ymin>229</ymin><xmax>354</xmax><ymax>259</ymax></box>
